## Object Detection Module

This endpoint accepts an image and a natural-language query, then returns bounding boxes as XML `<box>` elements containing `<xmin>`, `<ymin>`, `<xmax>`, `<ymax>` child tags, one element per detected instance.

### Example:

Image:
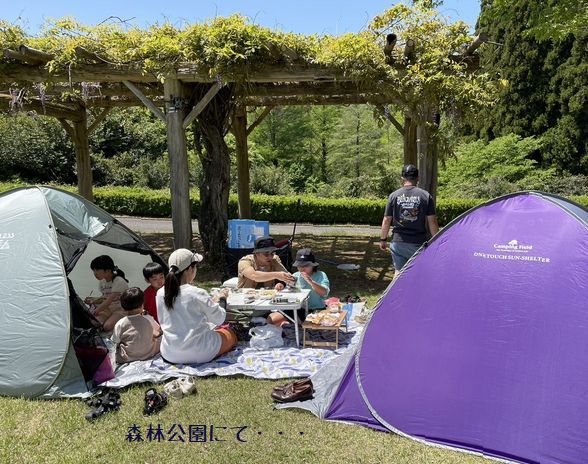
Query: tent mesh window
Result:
<box><xmin>68</xmin><ymin>279</ymin><xmax>108</xmax><ymax>383</ymax></box>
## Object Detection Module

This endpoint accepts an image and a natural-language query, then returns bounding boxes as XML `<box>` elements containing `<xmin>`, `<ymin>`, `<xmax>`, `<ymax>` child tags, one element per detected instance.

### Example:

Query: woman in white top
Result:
<box><xmin>156</xmin><ymin>249</ymin><xmax>237</xmax><ymax>364</ymax></box>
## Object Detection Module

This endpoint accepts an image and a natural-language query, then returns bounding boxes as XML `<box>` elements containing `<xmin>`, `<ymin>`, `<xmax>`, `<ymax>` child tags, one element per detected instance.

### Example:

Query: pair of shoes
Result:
<box><xmin>143</xmin><ymin>388</ymin><xmax>168</xmax><ymax>416</ymax></box>
<box><xmin>85</xmin><ymin>389</ymin><xmax>122</xmax><ymax>421</ymax></box>
<box><xmin>271</xmin><ymin>378</ymin><xmax>314</xmax><ymax>403</ymax></box>
<box><xmin>164</xmin><ymin>377</ymin><xmax>197</xmax><ymax>399</ymax></box>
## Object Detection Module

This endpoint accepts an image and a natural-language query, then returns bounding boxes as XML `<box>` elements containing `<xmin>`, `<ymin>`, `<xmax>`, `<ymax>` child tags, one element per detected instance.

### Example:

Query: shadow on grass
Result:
<box><xmin>139</xmin><ymin>232</ymin><xmax>393</xmax><ymax>298</ymax></box>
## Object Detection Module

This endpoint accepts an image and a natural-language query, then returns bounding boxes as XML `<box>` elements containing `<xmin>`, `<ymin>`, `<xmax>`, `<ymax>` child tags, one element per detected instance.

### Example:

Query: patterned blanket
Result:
<box><xmin>102</xmin><ymin>304</ymin><xmax>365</xmax><ymax>388</ymax></box>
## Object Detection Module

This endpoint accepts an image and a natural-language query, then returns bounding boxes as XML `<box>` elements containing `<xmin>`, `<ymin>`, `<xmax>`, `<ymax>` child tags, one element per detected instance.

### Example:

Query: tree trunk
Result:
<box><xmin>232</xmin><ymin>104</ymin><xmax>251</xmax><ymax>219</ymax></box>
<box><xmin>320</xmin><ymin>136</ymin><xmax>328</xmax><ymax>182</ymax></box>
<box><xmin>194</xmin><ymin>85</ymin><xmax>234</xmax><ymax>272</ymax></box>
<box><xmin>164</xmin><ymin>77</ymin><xmax>193</xmax><ymax>250</ymax></box>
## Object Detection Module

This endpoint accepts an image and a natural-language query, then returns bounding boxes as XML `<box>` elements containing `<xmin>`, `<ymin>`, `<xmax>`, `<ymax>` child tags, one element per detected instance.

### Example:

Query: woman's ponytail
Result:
<box><xmin>164</xmin><ymin>265</ymin><xmax>181</xmax><ymax>309</ymax></box>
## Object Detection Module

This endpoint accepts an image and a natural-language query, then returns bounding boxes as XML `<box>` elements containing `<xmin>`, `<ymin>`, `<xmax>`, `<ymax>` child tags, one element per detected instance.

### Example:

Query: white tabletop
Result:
<box><xmin>227</xmin><ymin>289</ymin><xmax>311</xmax><ymax>311</ymax></box>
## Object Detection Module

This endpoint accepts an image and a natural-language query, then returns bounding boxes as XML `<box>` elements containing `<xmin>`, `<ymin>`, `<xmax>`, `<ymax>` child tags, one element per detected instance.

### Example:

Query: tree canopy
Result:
<box><xmin>476</xmin><ymin>0</ymin><xmax>588</xmax><ymax>175</ymax></box>
<box><xmin>0</xmin><ymin>2</ymin><xmax>496</xmax><ymax>123</ymax></box>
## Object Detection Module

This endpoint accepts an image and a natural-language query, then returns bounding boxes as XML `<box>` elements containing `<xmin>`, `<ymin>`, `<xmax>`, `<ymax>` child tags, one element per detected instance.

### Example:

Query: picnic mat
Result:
<box><xmin>101</xmin><ymin>303</ymin><xmax>365</xmax><ymax>388</ymax></box>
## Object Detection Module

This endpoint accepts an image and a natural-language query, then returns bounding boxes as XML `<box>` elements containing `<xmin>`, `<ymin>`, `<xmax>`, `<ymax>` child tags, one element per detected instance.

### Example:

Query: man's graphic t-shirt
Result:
<box><xmin>384</xmin><ymin>186</ymin><xmax>436</xmax><ymax>244</ymax></box>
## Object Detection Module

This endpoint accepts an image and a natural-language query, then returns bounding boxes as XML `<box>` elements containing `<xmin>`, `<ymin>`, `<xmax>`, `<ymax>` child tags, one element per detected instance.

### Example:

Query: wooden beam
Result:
<box><xmin>384</xmin><ymin>33</ymin><xmax>397</xmax><ymax>63</ymax></box>
<box><xmin>177</xmin><ymin>63</ymin><xmax>346</xmax><ymax>83</ymax></box>
<box><xmin>83</xmin><ymin>97</ymin><xmax>165</xmax><ymax>108</ymax></box>
<box><xmin>122</xmin><ymin>80</ymin><xmax>165</xmax><ymax>122</ymax></box>
<box><xmin>183</xmin><ymin>81</ymin><xmax>224</xmax><ymax>129</ymax></box>
<box><xmin>58</xmin><ymin>118</ymin><xmax>74</xmax><ymax>139</ymax></box>
<box><xmin>232</xmin><ymin>104</ymin><xmax>251</xmax><ymax>219</ymax></box>
<box><xmin>243</xmin><ymin>82</ymin><xmax>363</xmax><ymax>98</ymax></box>
<box><xmin>246</xmin><ymin>106</ymin><xmax>273</xmax><ymax>136</ymax></box>
<box><xmin>465</xmin><ymin>32</ymin><xmax>489</xmax><ymax>56</ymax></box>
<box><xmin>0</xmin><ymin>94</ymin><xmax>84</xmax><ymax>120</ymax></box>
<box><xmin>404</xmin><ymin>39</ymin><xmax>415</xmax><ymax>62</ymax></box>
<box><xmin>0</xmin><ymin>63</ymin><xmax>158</xmax><ymax>84</ymax></box>
<box><xmin>164</xmin><ymin>77</ymin><xmax>192</xmax><ymax>249</ymax></box>
<box><xmin>74</xmin><ymin>46</ymin><xmax>108</xmax><ymax>63</ymax></box>
<box><xmin>87</xmin><ymin>107</ymin><xmax>111</xmax><ymax>135</ymax></box>
<box><xmin>0</xmin><ymin>82</ymin><xmax>163</xmax><ymax>98</ymax></box>
<box><xmin>387</xmin><ymin>112</ymin><xmax>404</xmax><ymax>136</ymax></box>
<box><xmin>242</xmin><ymin>94</ymin><xmax>401</xmax><ymax>107</ymax></box>
<box><xmin>0</xmin><ymin>62</ymin><xmax>350</xmax><ymax>84</ymax></box>
<box><xmin>18</xmin><ymin>45</ymin><xmax>54</xmax><ymax>63</ymax></box>
<box><xmin>3</xmin><ymin>49</ymin><xmax>35</xmax><ymax>64</ymax></box>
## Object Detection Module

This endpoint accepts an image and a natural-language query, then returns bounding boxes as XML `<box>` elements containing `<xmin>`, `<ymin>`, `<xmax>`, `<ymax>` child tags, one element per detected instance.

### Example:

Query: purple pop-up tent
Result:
<box><xmin>280</xmin><ymin>192</ymin><xmax>588</xmax><ymax>464</ymax></box>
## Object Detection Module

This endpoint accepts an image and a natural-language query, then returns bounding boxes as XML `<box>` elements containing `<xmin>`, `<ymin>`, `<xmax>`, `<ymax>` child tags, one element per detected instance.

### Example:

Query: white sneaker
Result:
<box><xmin>178</xmin><ymin>377</ymin><xmax>197</xmax><ymax>395</ymax></box>
<box><xmin>163</xmin><ymin>379</ymin><xmax>183</xmax><ymax>399</ymax></box>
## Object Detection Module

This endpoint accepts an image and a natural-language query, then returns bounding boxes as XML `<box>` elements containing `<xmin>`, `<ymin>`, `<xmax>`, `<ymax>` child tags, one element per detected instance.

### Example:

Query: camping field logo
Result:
<box><xmin>0</xmin><ymin>232</ymin><xmax>15</xmax><ymax>250</ymax></box>
<box><xmin>473</xmin><ymin>238</ymin><xmax>550</xmax><ymax>264</ymax></box>
<box><xmin>493</xmin><ymin>239</ymin><xmax>533</xmax><ymax>253</ymax></box>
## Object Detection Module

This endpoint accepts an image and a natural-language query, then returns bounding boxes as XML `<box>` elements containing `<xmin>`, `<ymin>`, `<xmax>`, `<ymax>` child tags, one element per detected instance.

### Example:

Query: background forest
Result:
<box><xmin>1</xmin><ymin>0</ymin><xmax>586</xmax><ymax>200</ymax></box>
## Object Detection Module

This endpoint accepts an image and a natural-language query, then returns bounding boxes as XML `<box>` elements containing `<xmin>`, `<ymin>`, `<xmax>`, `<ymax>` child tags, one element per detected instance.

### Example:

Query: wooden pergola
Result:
<box><xmin>0</xmin><ymin>33</ymin><xmax>486</xmax><ymax>257</ymax></box>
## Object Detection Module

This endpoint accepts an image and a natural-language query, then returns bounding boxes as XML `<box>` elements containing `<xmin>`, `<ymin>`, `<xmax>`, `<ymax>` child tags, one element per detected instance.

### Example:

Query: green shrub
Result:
<box><xmin>1</xmin><ymin>183</ymin><xmax>586</xmax><ymax>226</ymax></box>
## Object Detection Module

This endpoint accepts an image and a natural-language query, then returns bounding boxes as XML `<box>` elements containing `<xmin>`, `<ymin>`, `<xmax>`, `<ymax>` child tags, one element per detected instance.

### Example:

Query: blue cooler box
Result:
<box><xmin>228</xmin><ymin>220</ymin><xmax>270</xmax><ymax>249</ymax></box>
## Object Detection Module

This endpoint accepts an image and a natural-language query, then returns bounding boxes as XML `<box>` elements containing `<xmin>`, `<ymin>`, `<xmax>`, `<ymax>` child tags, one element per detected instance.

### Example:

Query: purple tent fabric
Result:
<box><xmin>325</xmin><ymin>357</ymin><xmax>388</xmax><ymax>432</ymax></box>
<box><xmin>325</xmin><ymin>192</ymin><xmax>588</xmax><ymax>463</ymax></box>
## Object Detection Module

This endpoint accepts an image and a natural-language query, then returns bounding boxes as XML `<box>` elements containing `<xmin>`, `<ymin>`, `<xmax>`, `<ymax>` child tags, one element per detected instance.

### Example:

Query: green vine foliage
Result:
<box><xmin>0</xmin><ymin>2</ymin><xmax>498</xmax><ymax>122</ymax></box>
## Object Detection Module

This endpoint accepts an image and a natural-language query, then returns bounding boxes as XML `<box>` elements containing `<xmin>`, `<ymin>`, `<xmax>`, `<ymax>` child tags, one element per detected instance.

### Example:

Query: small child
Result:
<box><xmin>267</xmin><ymin>248</ymin><xmax>330</xmax><ymax>326</ymax></box>
<box><xmin>85</xmin><ymin>255</ymin><xmax>129</xmax><ymax>332</ymax></box>
<box><xmin>292</xmin><ymin>248</ymin><xmax>330</xmax><ymax>310</ymax></box>
<box><xmin>142</xmin><ymin>262</ymin><xmax>166</xmax><ymax>323</ymax></box>
<box><xmin>112</xmin><ymin>287</ymin><xmax>161</xmax><ymax>364</ymax></box>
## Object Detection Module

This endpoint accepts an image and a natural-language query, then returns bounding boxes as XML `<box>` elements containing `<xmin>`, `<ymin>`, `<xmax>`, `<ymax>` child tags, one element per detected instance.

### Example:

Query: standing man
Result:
<box><xmin>379</xmin><ymin>164</ymin><xmax>439</xmax><ymax>278</ymax></box>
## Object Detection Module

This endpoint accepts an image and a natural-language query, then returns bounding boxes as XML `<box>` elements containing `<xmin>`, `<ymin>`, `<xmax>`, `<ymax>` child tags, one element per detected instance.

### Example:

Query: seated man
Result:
<box><xmin>237</xmin><ymin>236</ymin><xmax>295</xmax><ymax>289</ymax></box>
<box><xmin>228</xmin><ymin>236</ymin><xmax>295</xmax><ymax>324</ymax></box>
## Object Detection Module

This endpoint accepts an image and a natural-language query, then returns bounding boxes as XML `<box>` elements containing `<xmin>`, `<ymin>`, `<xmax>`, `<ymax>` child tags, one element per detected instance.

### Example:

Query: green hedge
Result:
<box><xmin>1</xmin><ymin>183</ymin><xmax>587</xmax><ymax>226</ymax></box>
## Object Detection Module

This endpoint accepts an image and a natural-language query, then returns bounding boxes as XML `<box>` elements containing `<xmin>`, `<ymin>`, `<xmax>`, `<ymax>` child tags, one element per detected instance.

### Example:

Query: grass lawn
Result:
<box><xmin>0</xmin><ymin>233</ymin><xmax>488</xmax><ymax>464</ymax></box>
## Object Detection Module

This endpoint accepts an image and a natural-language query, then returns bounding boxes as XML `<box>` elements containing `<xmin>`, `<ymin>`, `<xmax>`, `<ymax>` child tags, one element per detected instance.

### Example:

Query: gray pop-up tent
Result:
<box><xmin>280</xmin><ymin>191</ymin><xmax>588</xmax><ymax>464</ymax></box>
<box><xmin>0</xmin><ymin>186</ymin><xmax>165</xmax><ymax>398</ymax></box>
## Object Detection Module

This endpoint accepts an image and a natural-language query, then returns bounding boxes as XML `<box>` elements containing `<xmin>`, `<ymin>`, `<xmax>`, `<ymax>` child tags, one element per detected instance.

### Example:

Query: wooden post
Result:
<box><xmin>59</xmin><ymin>111</ymin><xmax>94</xmax><ymax>201</ymax></box>
<box><xmin>164</xmin><ymin>77</ymin><xmax>193</xmax><ymax>250</ymax></box>
<box><xmin>403</xmin><ymin>114</ymin><xmax>417</xmax><ymax>165</ymax></box>
<box><xmin>232</xmin><ymin>104</ymin><xmax>251</xmax><ymax>219</ymax></box>
<box><xmin>416</xmin><ymin>123</ymin><xmax>429</xmax><ymax>193</ymax></box>
<box><xmin>72</xmin><ymin>114</ymin><xmax>94</xmax><ymax>201</ymax></box>
<box><xmin>416</xmin><ymin>117</ymin><xmax>437</xmax><ymax>199</ymax></box>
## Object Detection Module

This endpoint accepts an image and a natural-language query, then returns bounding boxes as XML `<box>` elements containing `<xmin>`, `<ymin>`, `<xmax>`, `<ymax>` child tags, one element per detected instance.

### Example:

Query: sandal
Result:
<box><xmin>143</xmin><ymin>388</ymin><xmax>168</xmax><ymax>416</ymax></box>
<box><xmin>85</xmin><ymin>389</ymin><xmax>121</xmax><ymax>421</ymax></box>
